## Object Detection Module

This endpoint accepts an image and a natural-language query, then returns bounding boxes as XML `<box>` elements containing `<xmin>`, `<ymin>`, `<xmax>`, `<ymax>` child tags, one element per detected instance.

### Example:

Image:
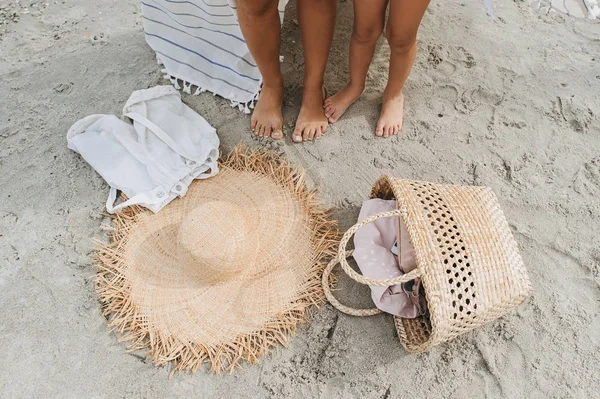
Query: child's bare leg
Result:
<box><xmin>377</xmin><ymin>0</ymin><xmax>429</xmax><ymax>137</ymax></box>
<box><xmin>324</xmin><ymin>0</ymin><xmax>388</xmax><ymax>123</ymax></box>
<box><xmin>237</xmin><ymin>0</ymin><xmax>284</xmax><ymax>139</ymax></box>
<box><xmin>293</xmin><ymin>0</ymin><xmax>336</xmax><ymax>142</ymax></box>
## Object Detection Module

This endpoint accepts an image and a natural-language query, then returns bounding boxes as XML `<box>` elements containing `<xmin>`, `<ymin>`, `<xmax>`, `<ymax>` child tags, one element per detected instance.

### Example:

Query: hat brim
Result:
<box><xmin>96</xmin><ymin>146</ymin><xmax>339</xmax><ymax>373</ymax></box>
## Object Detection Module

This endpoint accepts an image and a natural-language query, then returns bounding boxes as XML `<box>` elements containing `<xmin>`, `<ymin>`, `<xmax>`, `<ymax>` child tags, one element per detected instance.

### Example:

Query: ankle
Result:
<box><xmin>303</xmin><ymin>76</ymin><xmax>324</xmax><ymax>92</ymax></box>
<box><xmin>383</xmin><ymin>85</ymin><xmax>403</xmax><ymax>100</ymax></box>
<box><xmin>263</xmin><ymin>75</ymin><xmax>284</xmax><ymax>90</ymax></box>
<box><xmin>302</xmin><ymin>87</ymin><xmax>324</xmax><ymax>104</ymax></box>
<box><xmin>346</xmin><ymin>80</ymin><xmax>365</xmax><ymax>94</ymax></box>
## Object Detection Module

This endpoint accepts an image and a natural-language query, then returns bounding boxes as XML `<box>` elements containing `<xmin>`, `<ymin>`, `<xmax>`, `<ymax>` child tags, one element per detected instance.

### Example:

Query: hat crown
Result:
<box><xmin>178</xmin><ymin>201</ymin><xmax>256</xmax><ymax>283</ymax></box>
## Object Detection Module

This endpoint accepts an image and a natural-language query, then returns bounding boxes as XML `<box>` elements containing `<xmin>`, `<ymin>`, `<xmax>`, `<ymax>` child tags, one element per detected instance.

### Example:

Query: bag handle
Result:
<box><xmin>338</xmin><ymin>209</ymin><xmax>421</xmax><ymax>286</ymax></box>
<box><xmin>105</xmin><ymin>188</ymin><xmax>165</xmax><ymax>214</ymax></box>
<box><xmin>124</xmin><ymin>112</ymin><xmax>195</xmax><ymax>162</ymax></box>
<box><xmin>322</xmin><ymin>250</ymin><xmax>382</xmax><ymax>316</ymax></box>
<box><xmin>322</xmin><ymin>209</ymin><xmax>421</xmax><ymax>316</ymax></box>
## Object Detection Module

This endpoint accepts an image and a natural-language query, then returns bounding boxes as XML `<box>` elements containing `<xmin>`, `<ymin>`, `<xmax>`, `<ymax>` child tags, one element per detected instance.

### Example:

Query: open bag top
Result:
<box><xmin>324</xmin><ymin>176</ymin><xmax>533</xmax><ymax>353</ymax></box>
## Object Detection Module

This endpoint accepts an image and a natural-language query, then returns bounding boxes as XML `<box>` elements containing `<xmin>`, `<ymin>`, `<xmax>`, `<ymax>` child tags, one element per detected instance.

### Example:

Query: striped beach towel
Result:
<box><xmin>141</xmin><ymin>0</ymin><xmax>288</xmax><ymax>113</ymax></box>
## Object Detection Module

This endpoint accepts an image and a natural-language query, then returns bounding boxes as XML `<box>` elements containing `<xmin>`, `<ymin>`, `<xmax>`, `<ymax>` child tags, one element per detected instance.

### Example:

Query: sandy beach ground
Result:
<box><xmin>1</xmin><ymin>0</ymin><xmax>599</xmax><ymax>397</ymax></box>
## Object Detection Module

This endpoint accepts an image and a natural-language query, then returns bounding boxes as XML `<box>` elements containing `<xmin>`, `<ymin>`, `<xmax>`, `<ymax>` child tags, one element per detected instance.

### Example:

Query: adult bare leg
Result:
<box><xmin>237</xmin><ymin>0</ymin><xmax>284</xmax><ymax>139</ymax></box>
<box><xmin>293</xmin><ymin>0</ymin><xmax>337</xmax><ymax>142</ymax></box>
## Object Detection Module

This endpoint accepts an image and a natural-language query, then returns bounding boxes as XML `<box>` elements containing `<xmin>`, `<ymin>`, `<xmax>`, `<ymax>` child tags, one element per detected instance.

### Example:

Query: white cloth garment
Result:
<box><xmin>484</xmin><ymin>0</ymin><xmax>494</xmax><ymax>18</ymax></box>
<box><xmin>141</xmin><ymin>0</ymin><xmax>289</xmax><ymax>111</ymax></box>
<box><xmin>67</xmin><ymin>85</ymin><xmax>219</xmax><ymax>213</ymax></box>
<box><xmin>353</xmin><ymin>199</ymin><xmax>421</xmax><ymax>318</ymax></box>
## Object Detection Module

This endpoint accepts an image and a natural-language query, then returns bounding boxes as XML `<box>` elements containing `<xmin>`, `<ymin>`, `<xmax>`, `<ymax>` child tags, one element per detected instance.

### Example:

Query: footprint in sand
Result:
<box><xmin>456</xmin><ymin>88</ymin><xmax>483</xmax><ymax>114</ymax></box>
<box><xmin>455</xmin><ymin>85</ymin><xmax>504</xmax><ymax>115</ymax></box>
<box><xmin>552</xmin><ymin>96</ymin><xmax>596</xmax><ymax>133</ymax></box>
<box><xmin>426</xmin><ymin>44</ymin><xmax>477</xmax><ymax>78</ymax></box>
<box><xmin>475</xmin><ymin>338</ymin><xmax>529</xmax><ymax>397</ymax></box>
<box><xmin>573</xmin><ymin>156</ymin><xmax>600</xmax><ymax>196</ymax></box>
<box><xmin>429</xmin><ymin>84</ymin><xmax>459</xmax><ymax>117</ymax></box>
<box><xmin>405</xmin><ymin>120</ymin><xmax>439</xmax><ymax>145</ymax></box>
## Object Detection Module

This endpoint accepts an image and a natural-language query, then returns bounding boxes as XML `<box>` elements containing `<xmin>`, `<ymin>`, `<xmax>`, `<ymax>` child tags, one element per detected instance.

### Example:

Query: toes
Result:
<box><xmin>315</xmin><ymin>128</ymin><xmax>322</xmax><ymax>140</ymax></box>
<box><xmin>264</xmin><ymin>125</ymin><xmax>273</xmax><ymax>138</ymax></box>
<box><xmin>258</xmin><ymin>124</ymin><xmax>266</xmax><ymax>137</ymax></box>
<box><xmin>328</xmin><ymin>112</ymin><xmax>339</xmax><ymax>123</ymax></box>
<box><xmin>376</xmin><ymin>123</ymin><xmax>384</xmax><ymax>137</ymax></box>
<box><xmin>393</xmin><ymin>124</ymin><xmax>400</xmax><ymax>135</ymax></box>
<box><xmin>271</xmin><ymin>127</ymin><xmax>283</xmax><ymax>140</ymax></box>
<box><xmin>251</xmin><ymin>118</ymin><xmax>258</xmax><ymax>131</ymax></box>
<box><xmin>305</xmin><ymin>127</ymin><xmax>315</xmax><ymax>141</ymax></box>
<box><xmin>384</xmin><ymin>126</ymin><xmax>391</xmax><ymax>138</ymax></box>
<box><xmin>315</xmin><ymin>124</ymin><xmax>327</xmax><ymax>140</ymax></box>
<box><xmin>324</xmin><ymin>104</ymin><xmax>335</xmax><ymax>117</ymax></box>
<box><xmin>292</xmin><ymin>127</ymin><xmax>303</xmax><ymax>143</ymax></box>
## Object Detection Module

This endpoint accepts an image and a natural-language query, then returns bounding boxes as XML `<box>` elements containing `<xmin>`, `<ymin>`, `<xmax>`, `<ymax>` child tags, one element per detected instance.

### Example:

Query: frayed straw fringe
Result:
<box><xmin>95</xmin><ymin>145</ymin><xmax>339</xmax><ymax>374</ymax></box>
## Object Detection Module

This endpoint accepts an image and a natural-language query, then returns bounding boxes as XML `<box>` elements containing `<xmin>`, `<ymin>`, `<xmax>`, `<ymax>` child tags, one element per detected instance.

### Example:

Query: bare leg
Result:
<box><xmin>293</xmin><ymin>0</ymin><xmax>337</xmax><ymax>142</ymax></box>
<box><xmin>377</xmin><ymin>0</ymin><xmax>429</xmax><ymax>137</ymax></box>
<box><xmin>324</xmin><ymin>0</ymin><xmax>388</xmax><ymax>123</ymax></box>
<box><xmin>237</xmin><ymin>0</ymin><xmax>284</xmax><ymax>139</ymax></box>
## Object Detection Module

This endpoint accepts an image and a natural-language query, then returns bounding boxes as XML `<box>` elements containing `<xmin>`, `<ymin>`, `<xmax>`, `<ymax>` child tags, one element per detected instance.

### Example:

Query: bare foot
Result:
<box><xmin>292</xmin><ymin>87</ymin><xmax>328</xmax><ymax>142</ymax></box>
<box><xmin>323</xmin><ymin>84</ymin><xmax>364</xmax><ymax>123</ymax></box>
<box><xmin>251</xmin><ymin>82</ymin><xmax>284</xmax><ymax>140</ymax></box>
<box><xmin>376</xmin><ymin>91</ymin><xmax>405</xmax><ymax>138</ymax></box>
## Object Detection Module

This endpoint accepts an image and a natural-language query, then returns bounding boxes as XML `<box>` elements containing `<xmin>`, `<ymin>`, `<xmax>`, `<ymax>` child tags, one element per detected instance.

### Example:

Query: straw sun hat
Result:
<box><xmin>96</xmin><ymin>146</ymin><xmax>338</xmax><ymax>373</ymax></box>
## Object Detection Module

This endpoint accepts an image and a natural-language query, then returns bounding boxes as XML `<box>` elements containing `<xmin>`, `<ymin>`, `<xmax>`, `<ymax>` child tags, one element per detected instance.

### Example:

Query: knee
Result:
<box><xmin>238</xmin><ymin>0</ymin><xmax>277</xmax><ymax>17</ymax></box>
<box><xmin>386</xmin><ymin>28</ymin><xmax>416</xmax><ymax>54</ymax></box>
<box><xmin>353</xmin><ymin>24</ymin><xmax>384</xmax><ymax>45</ymax></box>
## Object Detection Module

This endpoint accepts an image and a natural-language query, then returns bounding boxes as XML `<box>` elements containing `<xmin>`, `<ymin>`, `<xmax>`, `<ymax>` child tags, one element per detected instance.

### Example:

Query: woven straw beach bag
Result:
<box><xmin>323</xmin><ymin>176</ymin><xmax>533</xmax><ymax>353</ymax></box>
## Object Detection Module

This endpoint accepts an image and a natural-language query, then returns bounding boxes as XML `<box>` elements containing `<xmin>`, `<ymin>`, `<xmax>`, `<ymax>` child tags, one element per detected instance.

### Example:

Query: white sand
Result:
<box><xmin>1</xmin><ymin>0</ymin><xmax>599</xmax><ymax>397</ymax></box>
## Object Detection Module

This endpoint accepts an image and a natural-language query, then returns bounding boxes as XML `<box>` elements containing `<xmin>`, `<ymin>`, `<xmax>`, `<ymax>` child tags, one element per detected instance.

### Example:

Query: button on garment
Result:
<box><xmin>67</xmin><ymin>86</ymin><xmax>219</xmax><ymax>213</ymax></box>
